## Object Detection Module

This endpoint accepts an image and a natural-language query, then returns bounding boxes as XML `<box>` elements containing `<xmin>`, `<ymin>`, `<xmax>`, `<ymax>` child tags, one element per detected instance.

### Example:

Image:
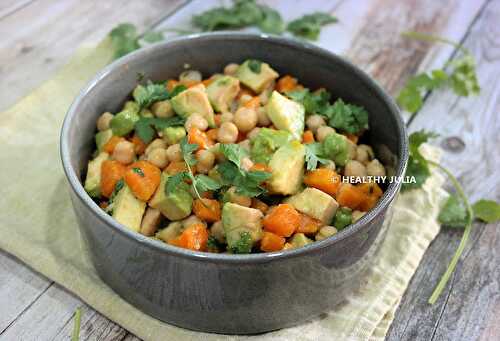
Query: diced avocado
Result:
<box><xmin>222</xmin><ymin>203</ymin><xmax>263</xmax><ymax>251</ymax></box>
<box><xmin>206</xmin><ymin>75</ymin><xmax>240</xmax><ymax>112</ymax></box>
<box><xmin>110</xmin><ymin>102</ymin><xmax>140</xmax><ymax>136</ymax></box>
<box><xmin>84</xmin><ymin>152</ymin><xmax>109</xmax><ymax>198</ymax></box>
<box><xmin>162</xmin><ymin>126</ymin><xmax>186</xmax><ymax>145</ymax></box>
<box><xmin>286</xmin><ymin>187</ymin><xmax>339</xmax><ymax>224</ymax></box>
<box><xmin>170</xmin><ymin>84</ymin><xmax>215</xmax><ymax>127</ymax></box>
<box><xmin>250</xmin><ymin>128</ymin><xmax>293</xmax><ymax>164</ymax></box>
<box><xmin>156</xmin><ymin>221</ymin><xmax>183</xmax><ymax>243</ymax></box>
<box><xmin>149</xmin><ymin>173</ymin><xmax>193</xmax><ymax>220</ymax></box>
<box><xmin>112</xmin><ymin>184</ymin><xmax>146</xmax><ymax>232</ymax></box>
<box><xmin>290</xmin><ymin>233</ymin><xmax>313</xmax><ymax>248</ymax></box>
<box><xmin>95</xmin><ymin>129</ymin><xmax>112</xmax><ymax>152</ymax></box>
<box><xmin>322</xmin><ymin>132</ymin><xmax>349</xmax><ymax>167</ymax></box>
<box><xmin>268</xmin><ymin>140</ymin><xmax>305</xmax><ymax>195</ymax></box>
<box><xmin>235</xmin><ymin>59</ymin><xmax>279</xmax><ymax>93</ymax></box>
<box><xmin>266</xmin><ymin>91</ymin><xmax>305</xmax><ymax>140</ymax></box>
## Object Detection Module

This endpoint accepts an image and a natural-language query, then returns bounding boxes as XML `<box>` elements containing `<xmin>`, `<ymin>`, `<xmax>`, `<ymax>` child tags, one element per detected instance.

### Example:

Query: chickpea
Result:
<box><xmin>210</xmin><ymin>143</ymin><xmax>226</xmax><ymax>163</ymax></box>
<box><xmin>306</xmin><ymin>114</ymin><xmax>326</xmax><ymax>133</ymax></box>
<box><xmin>366</xmin><ymin>159</ymin><xmax>386</xmax><ymax>177</ymax></box>
<box><xmin>315</xmin><ymin>226</ymin><xmax>338</xmax><ymax>241</ymax></box>
<box><xmin>241</xmin><ymin>156</ymin><xmax>254</xmax><ymax>171</ymax></box>
<box><xmin>145</xmin><ymin>138</ymin><xmax>166</xmax><ymax>155</ymax></box>
<box><xmin>96</xmin><ymin>112</ymin><xmax>113</xmax><ymax>131</ymax></box>
<box><xmin>179</xmin><ymin>70</ymin><xmax>202</xmax><ymax>82</ymax></box>
<box><xmin>356</xmin><ymin>144</ymin><xmax>374</xmax><ymax>164</ymax></box>
<box><xmin>185</xmin><ymin>113</ymin><xmax>208</xmax><ymax>131</ymax></box>
<box><xmin>224</xmin><ymin>63</ymin><xmax>239</xmax><ymax>76</ymax></box>
<box><xmin>151</xmin><ymin>100</ymin><xmax>174</xmax><ymax>118</ymax></box>
<box><xmin>238</xmin><ymin>139</ymin><xmax>251</xmax><ymax>152</ymax></box>
<box><xmin>226</xmin><ymin>186</ymin><xmax>251</xmax><ymax>207</ymax></box>
<box><xmin>166</xmin><ymin>144</ymin><xmax>183</xmax><ymax>162</ymax></box>
<box><xmin>247</xmin><ymin>127</ymin><xmax>261</xmax><ymax>140</ymax></box>
<box><xmin>182</xmin><ymin>215</ymin><xmax>206</xmax><ymax>228</ymax></box>
<box><xmin>346</xmin><ymin>139</ymin><xmax>357</xmax><ymax>160</ymax></box>
<box><xmin>113</xmin><ymin>141</ymin><xmax>135</xmax><ymax>165</ymax></box>
<box><xmin>239</xmin><ymin>94</ymin><xmax>253</xmax><ymax>105</ymax></box>
<box><xmin>344</xmin><ymin>160</ymin><xmax>367</xmax><ymax>177</ymax></box>
<box><xmin>147</xmin><ymin>148</ymin><xmax>169</xmax><ymax>168</ymax></box>
<box><xmin>140</xmin><ymin>207</ymin><xmax>162</xmax><ymax>236</ymax></box>
<box><xmin>251</xmin><ymin>198</ymin><xmax>268</xmax><ymax>214</ymax></box>
<box><xmin>352</xmin><ymin>210</ymin><xmax>365</xmax><ymax>223</ymax></box>
<box><xmin>257</xmin><ymin>107</ymin><xmax>271</xmax><ymax>126</ymax></box>
<box><xmin>196</xmin><ymin>150</ymin><xmax>215</xmax><ymax>174</ymax></box>
<box><xmin>233</xmin><ymin>107</ymin><xmax>258</xmax><ymax>132</ymax></box>
<box><xmin>220</xmin><ymin>112</ymin><xmax>234</xmax><ymax>124</ymax></box>
<box><xmin>258</xmin><ymin>81</ymin><xmax>275</xmax><ymax>105</ymax></box>
<box><xmin>217</xmin><ymin>122</ymin><xmax>239</xmax><ymax>143</ymax></box>
<box><xmin>316</xmin><ymin>126</ymin><xmax>336</xmax><ymax>142</ymax></box>
<box><xmin>211</xmin><ymin>221</ymin><xmax>225</xmax><ymax>243</ymax></box>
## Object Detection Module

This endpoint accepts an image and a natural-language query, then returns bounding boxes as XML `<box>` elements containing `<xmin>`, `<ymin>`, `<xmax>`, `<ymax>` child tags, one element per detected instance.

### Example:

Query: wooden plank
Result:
<box><xmin>386</xmin><ymin>0</ymin><xmax>500</xmax><ymax>340</ymax></box>
<box><xmin>0</xmin><ymin>0</ymin><xmax>34</xmax><ymax>20</ymax></box>
<box><xmin>0</xmin><ymin>0</ymin><xmax>186</xmax><ymax>112</ymax></box>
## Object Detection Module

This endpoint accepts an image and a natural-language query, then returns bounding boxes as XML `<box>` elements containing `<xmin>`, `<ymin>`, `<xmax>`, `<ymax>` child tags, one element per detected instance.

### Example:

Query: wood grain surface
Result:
<box><xmin>0</xmin><ymin>0</ymin><xmax>498</xmax><ymax>340</ymax></box>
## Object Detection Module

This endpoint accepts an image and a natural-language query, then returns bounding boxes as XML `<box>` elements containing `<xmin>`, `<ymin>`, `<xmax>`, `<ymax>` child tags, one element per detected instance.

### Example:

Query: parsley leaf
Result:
<box><xmin>194</xmin><ymin>174</ymin><xmax>223</xmax><ymax>194</ymax></box>
<box><xmin>327</xmin><ymin>99</ymin><xmax>369</xmax><ymax>134</ymax></box>
<box><xmin>438</xmin><ymin>194</ymin><xmax>468</xmax><ymax>228</ymax></box>
<box><xmin>472</xmin><ymin>200</ymin><xmax>500</xmax><ymax>223</ymax></box>
<box><xmin>287</xmin><ymin>12</ymin><xmax>338</xmax><ymax>40</ymax></box>
<box><xmin>219</xmin><ymin>143</ymin><xmax>247</xmax><ymax>167</ymax></box>
<box><xmin>230</xmin><ymin>231</ymin><xmax>253</xmax><ymax>254</ymax></box>
<box><xmin>165</xmin><ymin>172</ymin><xmax>190</xmax><ymax>194</ymax></box>
<box><xmin>109</xmin><ymin>23</ymin><xmax>140</xmax><ymax>59</ymax></box>
<box><xmin>135</xmin><ymin>116</ymin><xmax>185</xmax><ymax>144</ymax></box>
<box><xmin>304</xmin><ymin>142</ymin><xmax>330</xmax><ymax>171</ymax></box>
<box><xmin>133</xmin><ymin>81</ymin><xmax>170</xmax><ymax>109</ymax></box>
<box><xmin>258</xmin><ymin>5</ymin><xmax>285</xmax><ymax>34</ymax></box>
<box><xmin>402</xmin><ymin>130</ymin><xmax>438</xmax><ymax>191</ymax></box>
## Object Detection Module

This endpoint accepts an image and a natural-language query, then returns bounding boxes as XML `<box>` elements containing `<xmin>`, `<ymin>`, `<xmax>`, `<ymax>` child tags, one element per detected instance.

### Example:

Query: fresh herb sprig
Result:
<box><xmin>135</xmin><ymin>116</ymin><xmax>185</xmax><ymax>144</ymax></box>
<box><xmin>304</xmin><ymin>142</ymin><xmax>330</xmax><ymax>171</ymax></box>
<box><xmin>109</xmin><ymin>23</ymin><xmax>164</xmax><ymax>59</ymax></box>
<box><xmin>287</xmin><ymin>12</ymin><xmax>338</xmax><ymax>41</ymax></box>
<box><xmin>397</xmin><ymin>32</ymin><xmax>480</xmax><ymax>114</ymax></box>
<box><xmin>71</xmin><ymin>307</ymin><xmax>82</xmax><ymax>341</ymax></box>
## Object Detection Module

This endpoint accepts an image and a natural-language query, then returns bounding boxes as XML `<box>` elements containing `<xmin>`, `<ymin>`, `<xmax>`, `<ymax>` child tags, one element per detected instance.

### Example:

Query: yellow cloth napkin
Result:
<box><xmin>0</xmin><ymin>40</ymin><xmax>448</xmax><ymax>341</ymax></box>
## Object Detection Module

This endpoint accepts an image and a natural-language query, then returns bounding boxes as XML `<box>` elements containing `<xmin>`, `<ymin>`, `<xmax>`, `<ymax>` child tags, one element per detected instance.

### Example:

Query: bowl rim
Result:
<box><xmin>60</xmin><ymin>31</ymin><xmax>408</xmax><ymax>264</ymax></box>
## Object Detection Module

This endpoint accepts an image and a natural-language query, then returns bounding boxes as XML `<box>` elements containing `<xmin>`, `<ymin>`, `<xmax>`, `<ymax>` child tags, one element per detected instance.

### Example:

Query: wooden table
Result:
<box><xmin>1</xmin><ymin>1</ymin><xmax>499</xmax><ymax>340</ymax></box>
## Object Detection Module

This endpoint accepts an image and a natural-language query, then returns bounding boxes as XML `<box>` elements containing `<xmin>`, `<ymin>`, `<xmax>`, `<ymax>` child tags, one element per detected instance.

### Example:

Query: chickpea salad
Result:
<box><xmin>84</xmin><ymin>59</ymin><xmax>387</xmax><ymax>254</ymax></box>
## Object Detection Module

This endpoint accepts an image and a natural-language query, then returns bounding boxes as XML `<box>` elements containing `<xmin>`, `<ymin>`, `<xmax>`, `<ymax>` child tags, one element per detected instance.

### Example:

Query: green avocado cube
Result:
<box><xmin>110</xmin><ymin>103</ymin><xmax>140</xmax><ymax>136</ymax></box>
<box><xmin>266</xmin><ymin>91</ymin><xmax>305</xmax><ymax>140</ymax></box>
<box><xmin>206</xmin><ymin>75</ymin><xmax>240</xmax><ymax>112</ymax></box>
<box><xmin>249</xmin><ymin>128</ymin><xmax>293</xmax><ymax>164</ymax></box>
<box><xmin>170</xmin><ymin>84</ymin><xmax>215</xmax><ymax>127</ymax></box>
<box><xmin>112</xmin><ymin>184</ymin><xmax>146</xmax><ymax>232</ymax></box>
<box><xmin>222</xmin><ymin>203</ymin><xmax>263</xmax><ymax>251</ymax></box>
<box><xmin>286</xmin><ymin>187</ymin><xmax>339</xmax><ymax>224</ymax></box>
<box><xmin>149</xmin><ymin>173</ymin><xmax>193</xmax><ymax>220</ymax></box>
<box><xmin>95</xmin><ymin>129</ymin><xmax>113</xmax><ymax>152</ymax></box>
<box><xmin>290</xmin><ymin>233</ymin><xmax>313</xmax><ymax>248</ymax></box>
<box><xmin>322</xmin><ymin>132</ymin><xmax>350</xmax><ymax>167</ymax></box>
<box><xmin>235</xmin><ymin>59</ymin><xmax>279</xmax><ymax>93</ymax></box>
<box><xmin>84</xmin><ymin>152</ymin><xmax>109</xmax><ymax>198</ymax></box>
<box><xmin>268</xmin><ymin>140</ymin><xmax>305</xmax><ymax>195</ymax></box>
<box><xmin>162</xmin><ymin>126</ymin><xmax>186</xmax><ymax>145</ymax></box>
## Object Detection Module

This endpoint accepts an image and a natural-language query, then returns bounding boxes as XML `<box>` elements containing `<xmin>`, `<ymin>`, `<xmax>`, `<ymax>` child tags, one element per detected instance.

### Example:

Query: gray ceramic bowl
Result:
<box><xmin>61</xmin><ymin>32</ymin><xmax>408</xmax><ymax>334</ymax></box>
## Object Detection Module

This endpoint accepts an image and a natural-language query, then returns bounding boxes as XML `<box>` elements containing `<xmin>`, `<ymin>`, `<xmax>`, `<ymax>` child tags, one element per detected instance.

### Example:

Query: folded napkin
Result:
<box><xmin>0</xmin><ymin>39</ymin><xmax>448</xmax><ymax>341</ymax></box>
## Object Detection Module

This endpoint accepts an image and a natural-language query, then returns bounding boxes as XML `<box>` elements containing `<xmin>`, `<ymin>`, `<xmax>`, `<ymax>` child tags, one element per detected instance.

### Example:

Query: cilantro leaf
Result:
<box><xmin>304</xmin><ymin>142</ymin><xmax>330</xmax><ymax>171</ymax></box>
<box><xmin>207</xmin><ymin>235</ymin><xmax>222</xmax><ymax>251</ymax></box>
<box><xmin>235</xmin><ymin>170</ymin><xmax>272</xmax><ymax>197</ymax></box>
<box><xmin>180</xmin><ymin>136</ymin><xmax>198</xmax><ymax>166</ymax></box>
<box><xmin>472</xmin><ymin>199</ymin><xmax>500</xmax><ymax>223</ymax></box>
<box><xmin>165</xmin><ymin>172</ymin><xmax>190</xmax><ymax>194</ymax></box>
<box><xmin>169</xmin><ymin>84</ymin><xmax>187</xmax><ymax>98</ymax></box>
<box><xmin>109</xmin><ymin>23</ymin><xmax>140</xmax><ymax>59</ymax></box>
<box><xmin>194</xmin><ymin>174</ymin><xmax>223</xmax><ymax>193</ymax></box>
<box><xmin>133</xmin><ymin>81</ymin><xmax>170</xmax><ymax>109</ymax></box>
<box><xmin>132</xmin><ymin>167</ymin><xmax>145</xmax><ymax>177</ymax></box>
<box><xmin>135</xmin><ymin>116</ymin><xmax>185</xmax><ymax>144</ymax></box>
<box><xmin>438</xmin><ymin>194</ymin><xmax>468</xmax><ymax>228</ymax></box>
<box><xmin>230</xmin><ymin>231</ymin><xmax>253</xmax><ymax>254</ymax></box>
<box><xmin>448</xmin><ymin>54</ymin><xmax>480</xmax><ymax>97</ymax></box>
<box><xmin>327</xmin><ymin>99</ymin><xmax>369</xmax><ymax>134</ymax></box>
<box><xmin>402</xmin><ymin>130</ymin><xmax>438</xmax><ymax>191</ymax></box>
<box><xmin>287</xmin><ymin>12</ymin><xmax>338</xmax><ymax>40</ymax></box>
<box><xmin>258</xmin><ymin>6</ymin><xmax>285</xmax><ymax>34</ymax></box>
<box><xmin>247</xmin><ymin>59</ymin><xmax>262</xmax><ymax>74</ymax></box>
<box><xmin>397</xmin><ymin>71</ymin><xmax>448</xmax><ymax>113</ymax></box>
<box><xmin>218</xmin><ymin>143</ymin><xmax>247</xmax><ymax>167</ymax></box>
<box><xmin>141</xmin><ymin>30</ymin><xmax>164</xmax><ymax>43</ymax></box>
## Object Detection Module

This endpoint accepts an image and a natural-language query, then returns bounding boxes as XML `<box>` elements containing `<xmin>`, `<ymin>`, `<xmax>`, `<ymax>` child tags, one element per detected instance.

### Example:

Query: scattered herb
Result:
<box><xmin>327</xmin><ymin>99</ymin><xmax>369</xmax><ymax>134</ymax></box>
<box><xmin>132</xmin><ymin>167</ymin><xmax>145</xmax><ymax>177</ymax></box>
<box><xmin>402</xmin><ymin>130</ymin><xmax>438</xmax><ymax>191</ymax></box>
<box><xmin>207</xmin><ymin>235</ymin><xmax>222</xmax><ymax>252</ymax></box>
<box><xmin>133</xmin><ymin>81</ymin><xmax>170</xmax><ymax>109</ymax></box>
<box><xmin>141</xmin><ymin>30</ymin><xmax>164</xmax><ymax>43</ymax></box>
<box><xmin>71</xmin><ymin>307</ymin><xmax>82</xmax><ymax>341</ymax></box>
<box><xmin>258</xmin><ymin>5</ymin><xmax>286</xmax><ymax>34</ymax></box>
<box><xmin>287</xmin><ymin>12</ymin><xmax>338</xmax><ymax>40</ymax></box>
<box><xmin>397</xmin><ymin>32</ymin><xmax>480</xmax><ymax>114</ymax></box>
<box><xmin>304</xmin><ymin>142</ymin><xmax>330</xmax><ymax>171</ymax></box>
<box><xmin>230</xmin><ymin>231</ymin><xmax>253</xmax><ymax>254</ymax></box>
<box><xmin>135</xmin><ymin>116</ymin><xmax>185</xmax><ymax>144</ymax></box>
<box><xmin>472</xmin><ymin>200</ymin><xmax>500</xmax><ymax>223</ymax></box>
<box><xmin>109</xmin><ymin>23</ymin><xmax>140</xmax><ymax>59</ymax></box>
<box><xmin>169</xmin><ymin>84</ymin><xmax>188</xmax><ymax>98</ymax></box>
<box><xmin>165</xmin><ymin>171</ymin><xmax>190</xmax><ymax>194</ymax></box>
<box><xmin>247</xmin><ymin>59</ymin><xmax>262</xmax><ymax>74</ymax></box>
<box><xmin>438</xmin><ymin>194</ymin><xmax>468</xmax><ymax>228</ymax></box>
<box><xmin>194</xmin><ymin>174</ymin><xmax>223</xmax><ymax>194</ymax></box>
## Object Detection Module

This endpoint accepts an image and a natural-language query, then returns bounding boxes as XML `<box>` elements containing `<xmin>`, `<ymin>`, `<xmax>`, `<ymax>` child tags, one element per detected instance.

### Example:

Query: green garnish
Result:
<box><xmin>109</xmin><ymin>24</ymin><xmax>164</xmax><ymax>60</ymax></box>
<box><xmin>230</xmin><ymin>231</ymin><xmax>253</xmax><ymax>254</ymax></box>
<box><xmin>133</xmin><ymin>81</ymin><xmax>170</xmax><ymax>109</ymax></box>
<box><xmin>71</xmin><ymin>307</ymin><xmax>82</xmax><ymax>341</ymax></box>
<box><xmin>135</xmin><ymin>116</ymin><xmax>185</xmax><ymax>144</ymax></box>
<box><xmin>472</xmin><ymin>200</ymin><xmax>500</xmax><ymax>223</ymax></box>
<box><xmin>397</xmin><ymin>32</ymin><xmax>480</xmax><ymax>114</ymax></box>
<box><xmin>132</xmin><ymin>167</ymin><xmax>145</xmax><ymax>177</ymax></box>
<box><xmin>287</xmin><ymin>12</ymin><xmax>338</xmax><ymax>40</ymax></box>
<box><xmin>247</xmin><ymin>59</ymin><xmax>262</xmax><ymax>74</ymax></box>
<box><xmin>304</xmin><ymin>142</ymin><xmax>330</xmax><ymax>171</ymax></box>
<box><xmin>402</xmin><ymin>130</ymin><xmax>438</xmax><ymax>191</ymax></box>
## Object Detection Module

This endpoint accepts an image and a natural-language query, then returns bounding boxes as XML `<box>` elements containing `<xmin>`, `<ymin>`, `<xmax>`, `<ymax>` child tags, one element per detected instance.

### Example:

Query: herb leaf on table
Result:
<box><xmin>472</xmin><ymin>200</ymin><xmax>500</xmax><ymax>223</ymax></box>
<box><xmin>287</xmin><ymin>12</ymin><xmax>338</xmax><ymax>40</ymax></box>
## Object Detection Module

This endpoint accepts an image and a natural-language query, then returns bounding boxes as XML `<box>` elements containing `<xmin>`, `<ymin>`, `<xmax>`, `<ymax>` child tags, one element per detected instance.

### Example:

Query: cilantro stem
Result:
<box><xmin>402</xmin><ymin>31</ymin><xmax>469</xmax><ymax>55</ymax></box>
<box><xmin>72</xmin><ymin>307</ymin><xmax>82</xmax><ymax>341</ymax></box>
<box><xmin>185</xmin><ymin>162</ymin><xmax>203</xmax><ymax>201</ymax></box>
<box><xmin>427</xmin><ymin>160</ymin><xmax>473</xmax><ymax>304</ymax></box>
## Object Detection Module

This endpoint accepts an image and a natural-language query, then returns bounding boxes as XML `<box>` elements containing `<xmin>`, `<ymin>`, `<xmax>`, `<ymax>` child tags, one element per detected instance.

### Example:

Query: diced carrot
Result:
<box><xmin>188</xmin><ymin>127</ymin><xmax>213</xmax><ymax>150</ymax></box>
<box><xmin>166</xmin><ymin>161</ymin><xmax>188</xmax><ymax>175</ymax></box>
<box><xmin>262</xmin><ymin>204</ymin><xmax>301</xmax><ymax>237</ymax></box>
<box><xmin>251</xmin><ymin>198</ymin><xmax>269</xmax><ymax>214</ymax></box>
<box><xmin>202</xmin><ymin>78</ymin><xmax>214</xmax><ymax>87</ymax></box>
<box><xmin>214</xmin><ymin>114</ymin><xmax>222</xmax><ymax>126</ymax></box>
<box><xmin>297</xmin><ymin>214</ymin><xmax>322</xmax><ymax>234</ymax></box>
<box><xmin>166</xmin><ymin>79</ymin><xmax>179</xmax><ymax>92</ymax></box>
<box><xmin>260</xmin><ymin>231</ymin><xmax>285</xmax><ymax>252</ymax></box>
<box><xmin>243</xmin><ymin>96</ymin><xmax>260</xmax><ymax>109</ymax></box>
<box><xmin>357</xmin><ymin>182</ymin><xmax>383</xmax><ymax>198</ymax></box>
<box><xmin>193</xmin><ymin>198</ymin><xmax>221</xmax><ymax>222</ymax></box>
<box><xmin>302</xmin><ymin>130</ymin><xmax>315</xmax><ymax>144</ymax></box>
<box><xmin>103</xmin><ymin>136</ymin><xmax>125</xmax><ymax>154</ymax></box>
<box><xmin>346</xmin><ymin>134</ymin><xmax>359</xmax><ymax>144</ymax></box>
<box><xmin>201</xmin><ymin>191</ymin><xmax>214</xmax><ymax>199</ymax></box>
<box><xmin>100</xmin><ymin>160</ymin><xmax>127</xmax><ymax>198</ymax></box>
<box><xmin>124</xmin><ymin>161</ymin><xmax>161</xmax><ymax>201</ymax></box>
<box><xmin>358</xmin><ymin>195</ymin><xmax>378</xmax><ymax>211</ymax></box>
<box><xmin>276</xmin><ymin>75</ymin><xmax>298</xmax><ymax>93</ymax></box>
<box><xmin>99</xmin><ymin>201</ymin><xmax>109</xmax><ymax>209</ymax></box>
<box><xmin>185</xmin><ymin>80</ymin><xmax>201</xmax><ymax>88</ymax></box>
<box><xmin>250</xmin><ymin>163</ymin><xmax>271</xmax><ymax>173</ymax></box>
<box><xmin>131</xmin><ymin>134</ymin><xmax>147</xmax><ymax>155</ymax></box>
<box><xmin>336</xmin><ymin>183</ymin><xmax>366</xmax><ymax>210</ymax></box>
<box><xmin>169</xmin><ymin>223</ymin><xmax>208</xmax><ymax>251</ymax></box>
<box><xmin>303</xmin><ymin>168</ymin><xmax>341</xmax><ymax>196</ymax></box>
<box><xmin>206</xmin><ymin>128</ymin><xmax>218</xmax><ymax>141</ymax></box>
